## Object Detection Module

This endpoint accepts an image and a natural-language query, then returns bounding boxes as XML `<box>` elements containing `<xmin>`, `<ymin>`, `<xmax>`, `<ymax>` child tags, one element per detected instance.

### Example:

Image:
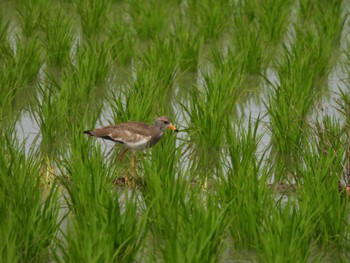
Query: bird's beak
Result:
<box><xmin>168</xmin><ymin>124</ymin><xmax>178</xmax><ymax>132</ymax></box>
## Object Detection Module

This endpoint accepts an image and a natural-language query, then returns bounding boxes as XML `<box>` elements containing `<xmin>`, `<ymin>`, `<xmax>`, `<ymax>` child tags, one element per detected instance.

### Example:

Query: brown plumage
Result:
<box><xmin>84</xmin><ymin>116</ymin><xmax>178</xmax><ymax>184</ymax></box>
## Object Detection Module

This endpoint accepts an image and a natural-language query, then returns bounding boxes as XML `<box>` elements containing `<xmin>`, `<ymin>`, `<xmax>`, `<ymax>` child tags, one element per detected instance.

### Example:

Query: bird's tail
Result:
<box><xmin>83</xmin><ymin>130</ymin><xmax>93</xmax><ymax>136</ymax></box>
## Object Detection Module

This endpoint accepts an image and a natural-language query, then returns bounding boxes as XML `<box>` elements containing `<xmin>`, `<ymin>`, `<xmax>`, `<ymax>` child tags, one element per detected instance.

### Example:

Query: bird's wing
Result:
<box><xmin>109</xmin><ymin>122</ymin><xmax>153</xmax><ymax>143</ymax></box>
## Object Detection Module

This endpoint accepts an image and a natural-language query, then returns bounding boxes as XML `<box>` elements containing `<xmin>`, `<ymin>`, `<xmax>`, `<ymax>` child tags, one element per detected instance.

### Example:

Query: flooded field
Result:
<box><xmin>1</xmin><ymin>0</ymin><xmax>350</xmax><ymax>262</ymax></box>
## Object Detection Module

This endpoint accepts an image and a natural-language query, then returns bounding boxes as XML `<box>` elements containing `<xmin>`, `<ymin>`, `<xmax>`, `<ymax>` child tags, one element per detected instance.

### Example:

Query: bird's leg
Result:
<box><xmin>118</xmin><ymin>148</ymin><xmax>128</xmax><ymax>163</ymax></box>
<box><xmin>118</xmin><ymin>148</ymin><xmax>129</xmax><ymax>187</ymax></box>
<box><xmin>124</xmin><ymin>175</ymin><xmax>129</xmax><ymax>186</ymax></box>
<box><xmin>131</xmin><ymin>155</ymin><xmax>136</xmax><ymax>187</ymax></box>
<box><xmin>346</xmin><ymin>186</ymin><xmax>350</xmax><ymax>197</ymax></box>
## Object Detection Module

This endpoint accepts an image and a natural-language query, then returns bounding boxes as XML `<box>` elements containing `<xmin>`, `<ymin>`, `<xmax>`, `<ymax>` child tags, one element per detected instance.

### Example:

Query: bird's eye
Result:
<box><xmin>164</xmin><ymin>121</ymin><xmax>169</xmax><ymax>125</ymax></box>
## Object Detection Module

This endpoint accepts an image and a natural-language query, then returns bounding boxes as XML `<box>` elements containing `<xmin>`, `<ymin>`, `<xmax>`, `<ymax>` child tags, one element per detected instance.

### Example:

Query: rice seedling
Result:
<box><xmin>33</xmin><ymin>40</ymin><xmax>110</xmax><ymax>166</ymax></box>
<box><xmin>298</xmin><ymin>0</ymin><xmax>345</xmax><ymax>48</ymax></box>
<box><xmin>142</xmin><ymin>38</ymin><xmax>178</xmax><ymax>91</ymax></box>
<box><xmin>338</xmin><ymin>59</ymin><xmax>350</xmax><ymax>184</ymax></box>
<box><xmin>258</xmin><ymin>199</ymin><xmax>315</xmax><ymax>263</ymax></box>
<box><xmin>173</xmin><ymin>22</ymin><xmax>203</xmax><ymax>72</ymax></box>
<box><xmin>74</xmin><ymin>0</ymin><xmax>112</xmax><ymax>40</ymax></box>
<box><xmin>128</xmin><ymin>0</ymin><xmax>173</xmax><ymax>40</ymax></box>
<box><xmin>0</xmin><ymin>34</ymin><xmax>42</xmax><ymax>130</ymax></box>
<box><xmin>140</xmin><ymin>139</ymin><xmax>229</xmax><ymax>263</ymax></box>
<box><xmin>68</xmin><ymin>41</ymin><xmax>112</xmax><ymax>89</ymax></box>
<box><xmin>266</xmin><ymin>80</ymin><xmax>311</xmax><ymax>181</ymax></box>
<box><xmin>181</xmin><ymin>63</ymin><xmax>244</xmax><ymax>180</ymax></box>
<box><xmin>41</xmin><ymin>8</ymin><xmax>75</xmax><ymax>67</ymax></box>
<box><xmin>255</xmin><ymin>0</ymin><xmax>293</xmax><ymax>46</ymax></box>
<box><xmin>33</xmin><ymin>82</ymin><xmax>64</xmax><ymax>160</ymax></box>
<box><xmin>108</xmin><ymin>18</ymin><xmax>136</xmax><ymax>66</ymax></box>
<box><xmin>0</xmin><ymin>15</ymin><xmax>9</xmax><ymax>51</ymax></box>
<box><xmin>181</xmin><ymin>86</ymin><xmax>224</xmax><ymax>177</ymax></box>
<box><xmin>210</xmin><ymin>45</ymin><xmax>263</xmax><ymax>103</ymax></box>
<box><xmin>313</xmin><ymin>0</ymin><xmax>345</xmax><ymax>47</ymax></box>
<box><xmin>0</xmin><ymin>129</ymin><xmax>60</xmax><ymax>263</ymax></box>
<box><xmin>186</xmin><ymin>0</ymin><xmax>231</xmax><ymax>41</ymax></box>
<box><xmin>108</xmin><ymin>72</ymin><xmax>173</xmax><ymax>125</ymax></box>
<box><xmin>108</xmin><ymin>39</ymin><xmax>177</xmax><ymax>124</ymax></box>
<box><xmin>12</xmin><ymin>35</ymin><xmax>42</xmax><ymax>95</ymax></box>
<box><xmin>266</xmin><ymin>29</ymin><xmax>336</xmax><ymax>180</ymax></box>
<box><xmin>55</xmin><ymin>41</ymin><xmax>111</xmax><ymax>126</ymax></box>
<box><xmin>219</xmin><ymin>117</ymin><xmax>273</xmax><ymax>250</ymax></box>
<box><xmin>231</xmin><ymin>1</ymin><xmax>267</xmax><ymax>75</ymax></box>
<box><xmin>0</xmin><ymin>21</ymin><xmax>15</xmax><ymax>129</ymax></box>
<box><xmin>158</xmin><ymin>193</ymin><xmax>229</xmax><ymax>263</ymax></box>
<box><xmin>13</xmin><ymin>0</ymin><xmax>48</xmax><ymax>37</ymax></box>
<box><xmin>55</xmin><ymin>132</ymin><xmax>146</xmax><ymax>262</ymax></box>
<box><xmin>138</xmin><ymin>120</ymin><xmax>180</xmax><ymax>185</ymax></box>
<box><xmin>298</xmin><ymin>127</ymin><xmax>349</xmax><ymax>249</ymax></box>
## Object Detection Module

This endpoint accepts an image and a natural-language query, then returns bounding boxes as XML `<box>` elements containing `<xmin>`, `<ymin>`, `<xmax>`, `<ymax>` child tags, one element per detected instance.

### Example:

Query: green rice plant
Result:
<box><xmin>137</xmin><ymin>115</ymin><xmax>179</xmax><ymax>177</ymax></box>
<box><xmin>108</xmin><ymin>71</ymin><xmax>172</xmax><ymax>125</ymax></box>
<box><xmin>233</xmin><ymin>31</ymin><xmax>266</xmax><ymax>75</ymax></box>
<box><xmin>255</xmin><ymin>0</ymin><xmax>293</xmax><ymax>46</ymax></box>
<box><xmin>231</xmin><ymin>2</ymin><xmax>267</xmax><ymax>75</ymax></box>
<box><xmin>0</xmin><ymin>15</ymin><xmax>9</xmax><ymax>52</ymax></box>
<box><xmin>210</xmin><ymin>45</ymin><xmax>263</xmax><ymax>104</ymax></box>
<box><xmin>186</xmin><ymin>0</ymin><xmax>231</xmax><ymax>41</ymax></box>
<box><xmin>138</xmin><ymin>129</ymin><xmax>182</xmax><ymax>210</ymax></box>
<box><xmin>181</xmin><ymin>66</ymin><xmax>243</xmax><ymax>179</ymax></box>
<box><xmin>297</xmin><ymin>133</ymin><xmax>349</xmax><ymax>250</ymax></box>
<box><xmin>74</xmin><ymin>0</ymin><xmax>112</xmax><ymax>40</ymax></box>
<box><xmin>140</xmin><ymin>139</ymin><xmax>228</xmax><ymax>262</ymax></box>
<box><xmin>266</xmin><ymin>86</ymin><xmax>311</xmax><ymax>180</ymax></box>
<box><xmin>67</xmin><ymin>41</ymin><xmax>111</xmax><ymax>89</ymax></box>
<box><xmin>3</xmin><ymin>0</ymin><xmax>350</xmax><ymax>261</ymax></box>
<box><xmin>181</xmin><ymin>88</ymin><xmax>224</xmax><ymax>178</ymax></box>
<box><xmin>231</xmin><ymin>0</ymin><xmax>292</xmax><ymax>73</ymax></box>
<box><xmin>59</xmin><ymin>41</ymin><xmax>111</xmax><ymax>124</ymax></box>
<box><xmin>267</xmin><ymin>38</ymin><xmax>329</xmax><ymax>180</ymax></box>
<box><xmin>107</xmin><ymin>80</ymin><xmax>155</xmax><ymax>128</ymax></box>
<box><xmin>293</xmin><ymin>28</ymin><xmax>337</xmax><ymax>80</ymax></box>
<box><xmin>295</xmin><ymin>0</ymin><xmax>345</xmax><ymax>79</ymax></box>
<box><xmin>0</xmin><ymin>130</ymin><xmax>60</xmax><ymax>262</ymax></box>
<box><xmin>173</xmin><ymin>22</ymin><xmax>203</xmax><ymax>72</ymax></box>
<box><xmin>108</xmin><ymin>18</ymin><xmax>136</xmax><ymax>66</ymax></box>
<box><xmin>336</xmin><ymin>88</ymin><xmax>350</xmax><ymax>184</ymax></box>
<box><xmin>0</xmin><ymin>20</ymin><xmax>15</xmax><ymax>130</ymax></box>
<box><xmin>109</xmin><ymin>40</ymin><xmax>177</xmax><ymax>123</ymax></box>
<box><xmin>142</xmin><ymin>38</ymin><xmax>178</xmax><ymax>91</ymax></box>
<box><xmin>41</xmin><ymin>7</ymin><xmax>75</xmax><ymax>67</ymax></box>
<box><xmin>33</xmin><ymin>82</ymin><xmax>64</xmax><ymax>160</ymax></box>
<box><xmin>313</xmin><ymin>115</ymin><xmax>346</xmax><ymax>168</ymax></box>
<box><xmin>0</xmin><ymin>86</ymin><xmax>17</xmax><ymax>132</ymax></box>
<box><xmin>13</xmin><ymin>0</ymin><xmax>48</xmax><ymax>37</ymax></box>
<box><xmin>219</xmin><ymin>117</ymin><xmax>273</xmax><ymax>250</ymax></box>
<box><xmin>267</xmin><ymin>23</ymin><xmax>341</xmax><ymax>180</ymax></box>
<box><xmin>107</xmin><ymin>79</ymin><xmax>176</xmax><ymax>166</ymax></box>
<box><xmin>33</xmin><ymin>41</ymin><xmax>109</xmax><ymax>160</ymax></box>
<box><xmin>12</xmin><ymin>36</ymin><xmax>42</xmax><ymax>88</ymax></box>
<box><xmin>159</xmin><ymin>193</ymin><xmax>229</xmax><ymax>263</ymax></box>
<box><xmin>298</xmin><ymin>0</ymin><xmax>316</xmax><ymax>22</ymax></box>
<box><xmin>175</xmin><ymin>71</ymin><xmax>199</xmax><ymax>104</ymax></box>
<box><xmin>313</xmin><ymin>0</ymin><xmax>345</xmax><ymax>48</ymax></box>
<box><xmin>128</xmin><ymin>0</ymin><xmax>173</xmax><ymax>40</ymax></box>
<box><xmin>55</xmin><ymin>131</ymin><xmax>146</xmax><ymax>262</ymax></box>
<box><xmin>258</xmin><ymin>200</ymin><xmax>315</xmax><ymax>263</ymax></box>
<box><xmin>342</xmin><ymin>47</ymin><xmax>350</xmax><ymax>184</ymax></box>
<box><xmin>0</xmin><ymin>35</ymin><xmax>42</xmax><ymax>129</ymax></box>
<box><xmin>298</xmin><ymin>0</ymin><xmax>345</xmax><ymax>48</ymax></box>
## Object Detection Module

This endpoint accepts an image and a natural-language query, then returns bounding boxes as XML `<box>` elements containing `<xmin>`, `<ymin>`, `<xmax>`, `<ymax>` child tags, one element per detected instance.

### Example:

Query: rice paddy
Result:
<box><xmin>1</xmin><ymin>0</ymin><xmax>350</xmax><ymax>262</ymax></box>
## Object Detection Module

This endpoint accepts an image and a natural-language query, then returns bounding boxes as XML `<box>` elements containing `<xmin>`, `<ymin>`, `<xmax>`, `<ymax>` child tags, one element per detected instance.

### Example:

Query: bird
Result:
<box><xmin>84</xmin><ymin>116</ymin><xmax>178</xmax><ymax>186</ymax></box>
